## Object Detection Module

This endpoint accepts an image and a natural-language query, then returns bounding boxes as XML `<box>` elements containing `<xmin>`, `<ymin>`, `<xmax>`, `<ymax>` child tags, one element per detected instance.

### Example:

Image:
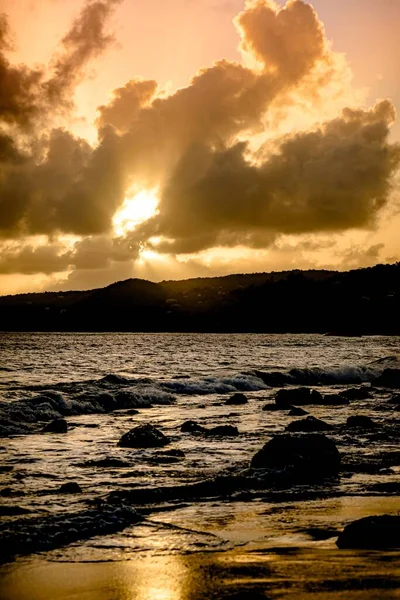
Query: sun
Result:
<box><xmin>113</xmin><ymin>188</ymin><xmax>159</xmax><ymax>236</ymax></box>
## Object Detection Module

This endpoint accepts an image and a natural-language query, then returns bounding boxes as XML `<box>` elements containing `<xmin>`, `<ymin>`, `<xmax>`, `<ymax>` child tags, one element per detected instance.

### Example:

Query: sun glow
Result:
<box><xmin>113</xmin><ymin>189</ymin><xmax>159</xmax><ymax>236</ymax></box>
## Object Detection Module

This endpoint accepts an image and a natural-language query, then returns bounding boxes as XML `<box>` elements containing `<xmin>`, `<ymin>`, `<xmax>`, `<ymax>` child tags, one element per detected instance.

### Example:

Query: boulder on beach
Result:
<box><xmin>42</xmin><ymin>419</ymin><xmax>68</xmax><ymax>434</ymax></box>
<box><xmin>339</xmin><ymin>387</ymin><xmax>372</xmax><ymax>400</ymax></box>
<box><xmin>225</xmin><ymin>393</ymin><xmax>248</xmax><ymax>405</ymax></box>
<box><xmin>251</xmin><ymin>433</ymin><xmax>340</xmax><ymax>479</ymax></box>
<box><xmin>374</xmin><ymin>368</ymin><xmax>400</xmax><ymax>388</ymax></box>
<box><xmin>206</xmin><ymin>425</ymin><xmax>239</xmax><ymax>437</ymax></box>
<box><xmin>275</xmin><ymin>387</ymin><xmax>323</xmax><ymax>407</ymax></box>
<box><xmin>180</xmin><ymin>420</ymin><xmax>207</xmax><ymax>434</ymax></box>
<box><xmin>118</xmin><ymin>423</ymin><xmax>170</xmax><ymax>448</ymax></box>
<box><xmin>346</xmin><ymin>415</ymin><xmax>377</xmax><ymax>429</ymax></box>
<box><xmin>286</xmin><ymin>416</ymin><xmax>333</xmax><ymax>432</ymax></box>
<box><xmin>336</xmin><ymin>515</ymin><xmax>400</xmax><ymax>549</ymax></box>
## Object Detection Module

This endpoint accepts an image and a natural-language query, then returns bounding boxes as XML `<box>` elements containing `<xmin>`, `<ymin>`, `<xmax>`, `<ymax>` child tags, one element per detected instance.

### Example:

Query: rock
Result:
<box><xmin>180</xmin><ymin>421</ymin><xmax>207</xmax><ymax>434</ymax></box>
<box><xmin>288</xmin><ymin>407</ymin><xmax>308</xmax><ymax>416</ymax></box>
<box><xmin>262</xmin><ymin>403</ymin><xmax>285</xmax><ymax>411</ymax></box>
<box><xmin>336</xmin><ymin>515</ymin><xmax>400</xmax><ymax>549</ymax></box>
<box><xmin>0</xmin><ymin>505</ymin><xmax>31</xmax><ymax>516</ymax></box>
<box><xmin>159</xmin><ymin>449</ymin><xmax>185</xmax><ymax>457</ymax></box>
<box><xmin>339</xmin><ymin>387</ymin><xmax>372</xmax><ymax>400</ymax></box>
<box><xmin>374</xmin><ymin>368</ymin><xmax>400</xmax><ymax>388</ymax></box>
<box><xmin>275</xmin><ymin>387</ymin><xmax>323</xmax><ymax>408</ymax></box>
<box><xmin>79</xmin><ymin>458</ymin><xmax>129</xmax><ymax>468</ymax></box>
<box><xmin>206</xmin><ymin>425</ymin><xmax>239</xmax><ymax>437</ymax></box>
<box><xmin>59</xmin><ymin>482</ymin><xmax>82</xmax><ymax>494</ymax></box>
<box><xmin>320</xmin><ymin>394</ymin><xmax>349</xmax><ymax>406</ymax></box>
<box><xmin>388</xmin><ymin>395</ymin><xmax>400</xmax><ymax>404</ymax></box>
<box><xmin>42</xmin><ymin>419</ymin><xmax>68</xmax><ymax>434</ymax></box>
<box><xmin>346</xmin><ymin>415</ymin><xmax>377</xmax><ymax>429</ymax></box>
<box><xmin>118</xmin><ymin>423</ymin><xmax>170</xmax><ymax>448</ymax></box>
<box><xmin>96</xmin><ymin>393</ymin><xmax>117</xmax><ymax>412</ymax></box>
<box><xmin>225</xmin><ymin>393</ymin><xmax>248</xmax><ymax>405</ymax></box>
<box><xmin>0</xmin><ymin>487</ymin><xmax>25</xmax><ymax>497</ymax></box>
<box><xmin>286</xmin><ymin>416</ymin><xmax>333</xmax><ymax>432</ymax></box>
<box><xmin>251</xmin><ymin>433</ymin><xmax>340</xmax><ymax>479</ymax></box>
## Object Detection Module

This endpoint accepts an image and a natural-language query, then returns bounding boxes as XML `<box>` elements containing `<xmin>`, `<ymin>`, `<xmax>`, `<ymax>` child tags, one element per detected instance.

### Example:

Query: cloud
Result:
<box><xmin>0</xmin><ymin>0</ymin><xmax>399</xmax><ymax>286</ymax></box>
<box><xmin>0</xmin><ymin>232</ymin><xmax>139</xmax><ymax>275</ymax></box>
<box><xmin>0</xmin><ymin>1</ymin><xmax>121</xmax><ymax>129</ymax></box>
<box><xmin>133</xmin><ymin>100</ymin><xmax>399</xmax><ymax>253</ymax></box>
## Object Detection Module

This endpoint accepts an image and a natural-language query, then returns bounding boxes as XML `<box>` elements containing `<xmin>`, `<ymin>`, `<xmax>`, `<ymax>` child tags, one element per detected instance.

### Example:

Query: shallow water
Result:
<box><xmin>0</xmin><ymin>333</ymin><xmax>399</xmax><ymax>597</ymax></box>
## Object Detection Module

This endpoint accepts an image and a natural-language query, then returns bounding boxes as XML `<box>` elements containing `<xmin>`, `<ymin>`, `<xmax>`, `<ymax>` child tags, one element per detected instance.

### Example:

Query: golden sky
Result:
<box><xmin>0</xmin><ymin>0</ymin><xmax>399</xmax><ymax>295</ymax></box>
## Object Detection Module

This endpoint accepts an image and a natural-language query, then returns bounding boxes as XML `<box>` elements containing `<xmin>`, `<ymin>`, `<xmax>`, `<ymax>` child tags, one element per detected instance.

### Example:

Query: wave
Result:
<box><xmin>0</xmin><ymin>505</ymin><xmax>142</xmax><ymax>564</ymax></box>
<box><xmin>1</xmin><ymin>356</ymin><xmax>399</xmax><ymax>437</ymax></box>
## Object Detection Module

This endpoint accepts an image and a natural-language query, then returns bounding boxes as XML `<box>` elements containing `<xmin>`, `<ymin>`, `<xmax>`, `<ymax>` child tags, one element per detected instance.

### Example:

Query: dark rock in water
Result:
<box><xmin>255</xmin><ymin>370</ymin><xmax>291</xmax><ymax>387</ymax></box>
<box><xmin>118</xmin><ymin>423</ymin><xmax>170</xmax><ymax>448</ymax></box>
<box><xmin>388</xmin><ymin>394</ymin><xmax>400</xmax><ymax>404</ymax></box>
<box><xmin>0</xmin><ymin>505</ymin><xmax>31</xmax><ymax>516</ymax></box>
<box><xmin>340</xmin><ymin>387</ymin><xmax>372</xmax><ymax>400</ymax></box>
<box><xmin>96</xmin><ymin>393</ymin><xmax>117</xmax><ymax>412</ymax></box>
<box><xmin>275</xmin><ymin>387</ymin><xmax>322</xmax><ymax>407</ymax></box>
<box><xmin>288</xmin><ymin>407</ymin><xmax>308</xmax><ymax>416</ymax></box>
<box><xmin>346</xmin><ymin>415</ymin><xmax>377</xmax><ymax>429</ymax></box>
<box><xmin>320</xmin><ymin>394</ymin><xmax>349</xmax><ymax>406</ymax></box>
<box><xmin>181</xmin><ymin>420</ymin><xmax>207</xmax><ymax>434</ymax></box>
<box><xmin>225</xmin><ymin>393</ymin><xmax>248</xmax><ymax>405</ymax></box>
<box><xmin>374</xmin><ymin>368</ymin><xmax>400</xmax><ymax>388</ymax></box>
<box><xmin>206</xmin><ymin>425</ymin><xmax>239</xmax><ymax>437</ymax></box>
<box><xmin>336</xmin><ymin>515</ymin><xmax>400</xmax><ymax>549</ymax></box>
<box><xmin>59</xmin><ymin>482</ymin><xmax>82</xmax><ymax>494</ymax></box>
<box><xmin>0</xmin><ymin>466</ymin><xmax>13</xmax><ymax>473</ymax></box>
<box><xmin>79</xmin><ymin>458</ymin><xmax>129</xmax><ymax>468</ymax></box>
<box><xmin>0</xmin><ymin>487</ymin><xmax>25</xmax><ymax>497</ymax></box>
<box><xmin>224</xmin><ymin>593</ymin><xmax>270</xmax><ymax>600</ymax></box>
<box><xmin>369</xmin><ymin>482</ymin><xmax>400</xmax><ymax>494</ymax></box>
<box><xmin>42</xmin><ymin>419</ymin><xmax>68</xmax><ymax>434</ymax></box>
<box><xmin>286</xmin><ymin>416</ymin><xmax>333</xmax><ymax>432</ymax></box>
<box><xmin>159</xmin><ymin>449</ymin><xmax>185</xmax><ymax>457</ymax></box>
<box><xmin>262</xmin><ymin>403</ymin><xmax>286</xmax><ymax>412</ymax></box>
<box><xmin>251</xmin><ymin>433</ymin><xmax>340</xmax><ymax>479</ymax></box>
<box><xmin>100</xmin><ymin>374</ymin><xmax>129</xmax><ymax>385</ymax></box>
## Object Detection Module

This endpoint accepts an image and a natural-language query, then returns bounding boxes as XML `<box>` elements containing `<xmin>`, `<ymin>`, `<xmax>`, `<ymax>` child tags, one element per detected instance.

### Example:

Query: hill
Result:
<box><xmin>0</xmin><ymin>263</ymin><xmax>399</xmax><ymax>334</ymax></box>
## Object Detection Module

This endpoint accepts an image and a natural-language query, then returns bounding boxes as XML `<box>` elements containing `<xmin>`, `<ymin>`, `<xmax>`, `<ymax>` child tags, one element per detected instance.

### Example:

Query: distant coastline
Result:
<box><xmin>0</xmin><ymin>262</ymin><xmax>399</xmax><ymax>335</ymax></box>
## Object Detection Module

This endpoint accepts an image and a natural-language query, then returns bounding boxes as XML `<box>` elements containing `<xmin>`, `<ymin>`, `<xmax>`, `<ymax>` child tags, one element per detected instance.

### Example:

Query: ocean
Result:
<box><xmin>0</xmin><ymin>332</ymin><xmax>399</xmax><ymax>599</ymax></box>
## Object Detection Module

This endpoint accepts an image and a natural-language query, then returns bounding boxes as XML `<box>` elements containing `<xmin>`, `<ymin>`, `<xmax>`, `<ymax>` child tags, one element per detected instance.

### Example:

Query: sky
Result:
<box><xmin>0</xmin><ymin>0</ymin><xmax>399</xmax><ymax>295</ymax></box>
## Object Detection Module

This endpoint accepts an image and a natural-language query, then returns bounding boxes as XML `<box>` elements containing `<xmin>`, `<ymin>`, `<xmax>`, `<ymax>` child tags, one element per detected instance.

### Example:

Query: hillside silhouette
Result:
<box><xmin>0</xmin><ymin>263</ymin><xmax>399</xmax><ymax>334</ymax></box>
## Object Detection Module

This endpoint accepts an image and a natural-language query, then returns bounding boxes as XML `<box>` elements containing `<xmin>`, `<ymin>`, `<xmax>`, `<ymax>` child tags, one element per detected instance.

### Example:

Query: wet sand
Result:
<box><xmin>0</xmin><ymin>496</ymin><xmax>399</xmax><ymax>600</ymax></box>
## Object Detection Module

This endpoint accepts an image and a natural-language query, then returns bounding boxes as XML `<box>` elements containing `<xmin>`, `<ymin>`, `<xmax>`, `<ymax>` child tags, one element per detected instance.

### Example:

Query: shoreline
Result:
<box><xmin>0</xmin><ymin>496</ymin><xmax>399</xmax><ymax>600</ymax></box>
